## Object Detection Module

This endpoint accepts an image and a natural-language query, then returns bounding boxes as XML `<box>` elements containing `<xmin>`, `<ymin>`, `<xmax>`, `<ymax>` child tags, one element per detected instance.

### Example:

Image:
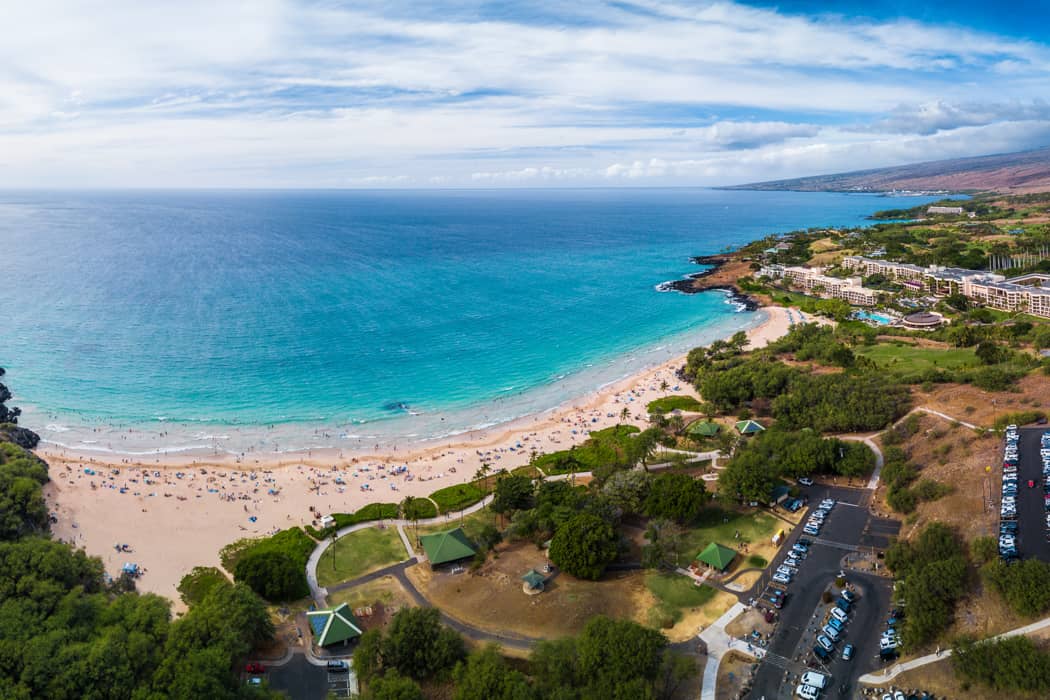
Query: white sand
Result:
<box><xmin>42</xmin><ymin>305</ymin><xmax>796</xmax><ymax>607</ymax></box>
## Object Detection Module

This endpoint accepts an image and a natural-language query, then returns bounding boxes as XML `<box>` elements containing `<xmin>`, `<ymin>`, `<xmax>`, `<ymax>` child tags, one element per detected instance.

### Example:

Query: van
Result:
<box><xmin>800</xmin><ymin>671</ymin><xmax>828</xmax><ymax>690</ymax></box>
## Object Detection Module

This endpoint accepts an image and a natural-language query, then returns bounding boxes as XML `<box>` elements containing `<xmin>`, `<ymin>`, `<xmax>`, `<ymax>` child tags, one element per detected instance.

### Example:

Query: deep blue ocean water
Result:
<box><xmin>0</xmin><ymin>189</ymin><xmax>942</xmax><ymax>454</ymax></box>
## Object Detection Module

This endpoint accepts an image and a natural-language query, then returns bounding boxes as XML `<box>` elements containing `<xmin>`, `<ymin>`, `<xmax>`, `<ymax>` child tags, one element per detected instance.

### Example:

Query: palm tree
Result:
<box><xmin>401</xmin><ymin>495</ymin><xmax>421</xmax><ymax>548</ymax></box>
<box><xmin>329</xmin><ymin>531</ymin><xmax>338</xmax><ymax>574</ymax></box>
<box><xmin>620</xmin><ymin>406</ymin><xmax>630</xmax><ymax>423</ymax></box>
<box><xmin>660</xmin><ymin>379</ymin><xmax>669</xmax><ymax>392</ymax></box>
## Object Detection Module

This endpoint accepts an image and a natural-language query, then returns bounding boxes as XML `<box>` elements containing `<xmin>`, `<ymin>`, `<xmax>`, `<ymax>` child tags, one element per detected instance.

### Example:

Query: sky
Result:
<box><xmin>2</xmin><ymin>0</ymin><xmax>1050</xmax><ymax>188</ymax></box>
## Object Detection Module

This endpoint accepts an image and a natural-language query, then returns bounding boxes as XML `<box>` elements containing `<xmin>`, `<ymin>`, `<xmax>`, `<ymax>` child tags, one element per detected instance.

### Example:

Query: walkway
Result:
<box><xmin>860</xmin><ymin>614</ymin><xmax>1050</xmax><ymax>684</ymax></box>
<box><xmin>306</xmin><ymin>494</ymin><xmax>496</xmax><ymax>605</ymax></box>
<box><xmin>697</xmin><ymin>602</ymin><xmax>753</xmax><ymax>700</ymax></box>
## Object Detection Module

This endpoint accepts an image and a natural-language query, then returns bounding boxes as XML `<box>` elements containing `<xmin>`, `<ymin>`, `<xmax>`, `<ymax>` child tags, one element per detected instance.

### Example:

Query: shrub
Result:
<box><xmin>429</xmin><ymin>483</ymin><xmax>486</xmax><ymax>513</ymax></box>
<box><xmin>646</xmin><ymin>395</ymin><xmax>703</xmax><ymax>414</ymax></box>
<box><xmin>222</xmin><ymin>527</ymin><xmax>315</xmax><ymax>602</ymax></box>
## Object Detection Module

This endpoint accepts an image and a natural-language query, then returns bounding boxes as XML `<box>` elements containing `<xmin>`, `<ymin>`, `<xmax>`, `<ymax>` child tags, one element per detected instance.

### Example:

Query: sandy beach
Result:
<box><xmin>42</xmin><ymin>305</ymin><xmax>797</xmax><ymax>607</ymax></box>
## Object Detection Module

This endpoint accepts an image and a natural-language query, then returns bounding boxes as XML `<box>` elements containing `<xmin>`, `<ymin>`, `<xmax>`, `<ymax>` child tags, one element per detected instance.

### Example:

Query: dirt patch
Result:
<box><xmin>715</xmin><ymin>650</ymin><xmax>760</xmax><ymax>700</ymax></box>
<box><xmin>406</xmin><ymin>541</ymin><xmax>651</xmax><ymax>640</ymax></box>
<box><xmin>915</xmin><ymin>373</ymin><xmax>1050</xmax><ymax>430</ymax></box>
<box><xmin>668</xmin><ymin>589</ymin><xmax>738</xmax><ymax>643</ymax></box>
<box><xmin>725</xmin><ymin>607</ymin><xmax>774</xmax><ymax>639</ymax></box>
<box><xmin>327</xmin><ymin>576</ymin><xmax>417</xmax><ymax>633</ymax></box>
<box><xmin>874</xmin><ymin>413</ymin><xmax>1000</xmax><ymax>542</ymax></box>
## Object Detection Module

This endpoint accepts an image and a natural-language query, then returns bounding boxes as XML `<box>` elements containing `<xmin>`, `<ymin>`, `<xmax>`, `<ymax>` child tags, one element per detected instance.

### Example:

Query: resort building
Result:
<box><xmin>844</xmin><ymin>256</ymin><xmax>1050</xmax><ymax>318</ymax></box>
<box><xmin>901</xmin><ymin>311</ymin><xmax>946</xmax><ymax>330</ymax></box>
<box><xmin>927</xmin><ymin>205</ymin><xmax>964</xmax><ymax>215</ymax></box>
<box><xmin>779</xmin><ymin>265</ymin><xmax>878</xmax><ymax>306</ymax></box>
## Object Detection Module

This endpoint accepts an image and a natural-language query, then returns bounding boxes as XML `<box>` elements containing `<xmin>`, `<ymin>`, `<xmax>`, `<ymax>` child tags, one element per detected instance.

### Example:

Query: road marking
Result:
<box><xmin>812</xmin><ymin>538</ymin><xmax>859</xmax><ymax>552</ymax></box>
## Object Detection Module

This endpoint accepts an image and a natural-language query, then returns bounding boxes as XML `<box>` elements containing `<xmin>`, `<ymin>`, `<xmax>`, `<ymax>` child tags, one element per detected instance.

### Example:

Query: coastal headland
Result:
<box><xmin>658</xmin><ymin>253</ymin><xmax>759</xmax><ymax>309</ymax></box>
<box><xmin>42</xmin><ymin>303</ymin><xmax>797</xmax><ymax>604</ymax></box>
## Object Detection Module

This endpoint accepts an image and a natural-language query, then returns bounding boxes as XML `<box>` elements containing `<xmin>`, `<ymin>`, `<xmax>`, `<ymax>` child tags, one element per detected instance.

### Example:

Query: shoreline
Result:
<box><xmin>41</xmin><ymin>304</ymin><xmax>798</xmax><ymax>604</ymax></box>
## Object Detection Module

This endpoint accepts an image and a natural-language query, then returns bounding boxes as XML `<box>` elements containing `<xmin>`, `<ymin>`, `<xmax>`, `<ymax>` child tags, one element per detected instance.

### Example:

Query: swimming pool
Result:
<box><xmin>854</xmin><ymin>310</ymin><xmax>892</xmax><ymax>325</ymax></box>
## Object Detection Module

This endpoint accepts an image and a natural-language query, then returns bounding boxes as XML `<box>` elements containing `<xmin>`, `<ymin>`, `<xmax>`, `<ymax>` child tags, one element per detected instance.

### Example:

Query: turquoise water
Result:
<box><xmin>0</xmin><ymin>189</ymin><xmax>942</xmax><ymax>454</ymax></box>
<box><xmin>854</xmin><ymin>310</ymin><xmax>892</xmax><ymax>325</ymax></box>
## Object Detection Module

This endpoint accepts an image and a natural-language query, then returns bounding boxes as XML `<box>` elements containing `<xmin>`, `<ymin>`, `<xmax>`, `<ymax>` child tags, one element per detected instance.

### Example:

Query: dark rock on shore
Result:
<box><xmin>658</xmin><ymin>254</ymin><xmax>759</xmax><ymax>309</ymax></box>
<box><xmin>0</xmin><ymin>424</ymin><xmax>40</xmax><ymax>449</ymax></box>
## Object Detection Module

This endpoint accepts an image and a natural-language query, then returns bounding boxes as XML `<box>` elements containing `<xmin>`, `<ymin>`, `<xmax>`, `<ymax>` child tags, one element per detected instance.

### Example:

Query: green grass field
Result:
<box><xmin>680</xmin><ymin>507</ymin><xmax>781</xmax><ymax>561</ymax></box>
<box><xmin>646</xmin><ymin>572</ymin><xmax>717</xmax><ymax>608</ymax></box>
<box><xmin>854</xmin><ymin>343</ymin><xmax>979</xmax><ymax>373</ymax></box>
<box><xmin>429</xmin><ymin>482</ymin><xmax>486</xmax><ymax>513</ymax></box>
<box><xmin>646</xmin><ymin>395</ymin><xmax>703</xmax><ymax>414</ymax></box>
<box><xmin>317</xmin><ymin>526</ymin><xmax>408</xmax><ymax>588</ymax></box>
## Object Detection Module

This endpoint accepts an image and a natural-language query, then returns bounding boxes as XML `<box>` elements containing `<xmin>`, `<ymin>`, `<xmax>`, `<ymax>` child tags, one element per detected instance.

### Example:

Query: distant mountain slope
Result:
<box><xmin>729</xmin><ymin>146</ymin><xmax>1050</xmax><ymax>193</ymax></box>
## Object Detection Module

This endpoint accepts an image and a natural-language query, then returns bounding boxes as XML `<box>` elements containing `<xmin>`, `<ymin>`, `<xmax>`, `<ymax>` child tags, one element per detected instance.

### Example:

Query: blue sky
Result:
<box><xmin>1</xmin><ymin>0</ymin><xmax>1049</xmax><ymax>187</ymax></box>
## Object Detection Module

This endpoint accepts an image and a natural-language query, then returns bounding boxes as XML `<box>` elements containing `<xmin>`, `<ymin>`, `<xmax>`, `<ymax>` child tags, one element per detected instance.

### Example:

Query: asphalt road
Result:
<box><xmin>267</xmin><ymin>655</ymin><xmax>330</xmax><ymax>700</ymax></box>
<box><xmin>1015</xmin><ymin>427</ymin><xmax>1050</xmax><ymax>562</ymax></box>
<box><xmin>747</xmin><ymin>484</ymin><xmax>897</xmax><ymax>700</ymax></box>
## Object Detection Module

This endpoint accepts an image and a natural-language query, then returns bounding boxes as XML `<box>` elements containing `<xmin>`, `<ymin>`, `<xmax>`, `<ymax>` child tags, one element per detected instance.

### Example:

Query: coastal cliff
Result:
<box><xmin>659</xmin><ymin>254</ymin><xmax>759</xmax><ymax>310</ymax></box>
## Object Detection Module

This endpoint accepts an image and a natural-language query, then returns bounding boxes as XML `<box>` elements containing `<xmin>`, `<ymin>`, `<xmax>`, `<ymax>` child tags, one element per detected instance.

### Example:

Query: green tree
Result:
<box><xmin>975</xmin><ymin>340</ymin><xmax>1005</xmax><ymax>365</ymax></box>
<box><xmin>381</xmin><ymin>607</ymin><xmax>465</xmax><ymax>680</ymax></box>
<box><xmin>491</xmin><ymin>475</ymin><xmax>534</xmax><ymax>519</ymax></box>
<box><xmin>601</xmin><ymin>470</ymin><xmax>652</xmax><ymax>516</ymax></box>
<box><xmin>644</xmin><ymin>473</ymin><xmax>708</xmax><ymax>523</ymax></box>
<box><xmin>453</xmin><ymin>645</ymin><xmax>534</xmax><ymax>700</ymax></box>
<box><xmin>548</xmin><ymin>514</ymin><xmax>618</xmax><ymax>580</ymax></box>
<box><xmin>233</xmin><ymin>548</ymin><xmax>307</xmax><ymax>602</ymax></box>
<box><xmin>354</xmin><ymin>629</ymin><xmax>384</xmax><ymax>683</ymax></box>
<box><xmin>367</xmin><ymin>671</ymin><xmax>424</xmax><ymax>700</ymax></box>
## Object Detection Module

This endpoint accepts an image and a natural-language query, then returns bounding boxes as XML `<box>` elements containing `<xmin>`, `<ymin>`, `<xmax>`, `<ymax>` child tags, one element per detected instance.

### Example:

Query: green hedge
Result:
<box><xmin>429</xmin><ymin>483</ymin><xmax>486</xmax><ymax>513</ymax></box>
<box><xmin>305</xmin><ymin>502</ymin><xmax>401</xmax><ymax>539</ymax></box>
<box><xmin>646</xmin><ymin>395</ymin><xmax>703</xmax><ymax>414</ymax></box>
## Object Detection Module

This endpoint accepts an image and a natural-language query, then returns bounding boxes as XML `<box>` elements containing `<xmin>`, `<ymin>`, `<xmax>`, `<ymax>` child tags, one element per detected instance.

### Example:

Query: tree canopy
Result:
<box><xmin>644</xmin><ymin>472</ymin><xmax>708</xmax><ymax>523</ymax></box>
<box><xmin>548</xmin><ymin>513</ymin><xmax>619</xmax><ymax>580</ymax></box>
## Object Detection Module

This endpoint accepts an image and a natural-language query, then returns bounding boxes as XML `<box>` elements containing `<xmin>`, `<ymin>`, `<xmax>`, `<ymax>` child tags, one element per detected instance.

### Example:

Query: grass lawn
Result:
<box><xmin>429</xmin><ymin>482</ymin><xmax>486</xmax><ymax>513</ymax></box>
<box><xmin>855</xmin><ymin>342</ymin><xmax>979</xmax><ymax>374</ymax></box>
<box><xmin>646</xmin><ymin>572</ymin><xmax>717</xmax><ymax>608</ymax></box>
<box><xmin>317</xmin><ymin>526</ymin><xmax>407</xmax><ymax>588</ymax></box>
<box><xmin>680</xmin><ymin>507</ymin><xmax>782</xmax><ymax>567</ymax></box>
<box><xmin>646</xmin><ymin>395</ymin><xmax>703</xmax><ymax>414</ymax></box>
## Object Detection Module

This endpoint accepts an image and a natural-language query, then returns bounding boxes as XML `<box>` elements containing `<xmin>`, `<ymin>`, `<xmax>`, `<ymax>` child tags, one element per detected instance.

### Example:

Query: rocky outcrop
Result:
<box><xmin>0</xmin><ymin>379</ymin><xmax>39</xmax><ymax>449</ymax></box>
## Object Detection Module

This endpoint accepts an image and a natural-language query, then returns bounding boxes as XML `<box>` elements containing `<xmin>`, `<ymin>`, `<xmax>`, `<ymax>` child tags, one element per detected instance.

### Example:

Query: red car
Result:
<box><xmin>1030</xmin><ymin>480</ymin><xmax>1037</xmax><ymax>488</ymax></box>
<box><xmin>245</xmin><ymin>663</ymin><xmax>265</xmax><ymax>674</ymax></box>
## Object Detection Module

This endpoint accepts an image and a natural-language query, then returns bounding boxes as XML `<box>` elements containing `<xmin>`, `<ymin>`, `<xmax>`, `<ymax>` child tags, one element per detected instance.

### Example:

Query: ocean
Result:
<box><xmin>0</xmin><ymin>188</ymin><xmax>942</xmax><ymax>455</ymax></box>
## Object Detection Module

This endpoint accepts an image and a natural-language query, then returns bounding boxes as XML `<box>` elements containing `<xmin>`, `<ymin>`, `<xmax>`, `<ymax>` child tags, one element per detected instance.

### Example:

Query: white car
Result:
<box><xmin>830</xmin><ymin>607</ymin><xmax>848</xmax><ymax>622</ymax></box>
<box><xmin>798</xmin><ymin>476</ymin><xmax>814</xmax><ymax>486</ymax></box>
<box><xmin>800</xmin><ymin>671</ymin><xmax>828</xmax><ymax>689</ymax></box>
<box><xmin>795</xmin><ymin>684</ymin><xmax>820</xmax><ymax>700</ymax></box>
<box><xmin>820</xmin><ymin>499</ymin><xmax>836</xmax><ymax>508</ymax></box>
<box><xmin>777</xmin><ymin>565</ymin><xmax>795</xmax><ymax>576</ymax></box>
<box><xmin>773</xmin><ymin>573</ymin><xmax>792</xmax><ymax>584</ymax></box>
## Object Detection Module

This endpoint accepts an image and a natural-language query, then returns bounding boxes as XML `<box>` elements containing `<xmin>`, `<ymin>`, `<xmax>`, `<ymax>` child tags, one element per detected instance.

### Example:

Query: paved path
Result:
<box><xmin>860</xmin><ymin>614</ymin><xmax>1050</xmax><ymax>684</ymax></box>
<box><xmin>697</xmin><ymin>601</ymin><xmax>751</xmax><ymax>700</ymax></box>
<box><xmin>306</xmin><ymin>494</ymin><xmax>496</xmax><ymax>605</ymax></box>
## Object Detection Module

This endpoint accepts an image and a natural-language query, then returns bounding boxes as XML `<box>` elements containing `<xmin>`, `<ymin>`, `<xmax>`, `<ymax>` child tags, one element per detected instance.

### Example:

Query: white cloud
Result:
<box><xmin>0</xmin><ymin>1</ymin><xmax>1047</xmax><ymax>186</ymax></box>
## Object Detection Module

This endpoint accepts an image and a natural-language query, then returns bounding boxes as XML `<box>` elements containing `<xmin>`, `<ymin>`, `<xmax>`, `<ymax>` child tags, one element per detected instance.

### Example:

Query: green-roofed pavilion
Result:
<box><xmin>522</xmin><ymin>569</ymin><xmax>546</xmax><ymax>590</ymax></box>
<box><xmin>734</xmin><ymin>419</ymin><xmax>765</xmax><ymax>435</ymax></box>
<box><xmin>419</xmin><ymin>527</ymin><xmax>477</xmax><ymax>566</ymax></box>
<box><xmin>307</xmin><ymin>603</ymin><xmax>363</xmax><ymax>647</ymax></box>
<box><xmin>695</xmin><ymin>542</ymin><xmax>737</xmax><ymax>571</ymax></box>
<box><xmin>687</xmin><ymin>420</ymin><xmax>720</xmax><ymax>438</ymax></box>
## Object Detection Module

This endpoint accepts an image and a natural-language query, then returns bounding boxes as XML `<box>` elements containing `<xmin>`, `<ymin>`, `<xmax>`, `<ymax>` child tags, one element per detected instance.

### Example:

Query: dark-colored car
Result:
<box><xmin>327</xmin><ymin>660</ymin><xmax>349</xmax><ymax>673</ymax></box>
<box><xmin>812</xmin><ymin>645</ymin><xmax>830</xmax><ymax>661</ymax></box>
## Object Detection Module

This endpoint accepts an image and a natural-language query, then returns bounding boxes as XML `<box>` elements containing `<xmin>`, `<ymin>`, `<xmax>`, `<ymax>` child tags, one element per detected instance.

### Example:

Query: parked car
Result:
<box><xmin>795</xmin><ymin>684</ymin><xmax>820</xmax><ymax>700</ymax></box>
<box><xmin>800</xmin><ymin>671</ymin><xmax>828</xmax><ymax>689</ymax></box>
<box><xmin>816</xmin><ymin>634</ymin><xmax>834</xmax><ymax>651</ymax></box>
<box><xmin>822</xmin><ymin>624</ymin><xmax>840</xmax><ymax>641</ymax></box>
<box><xmin>826</xmin><ymin>617</ymin><xmax>844</xmax><ymax>633</ymax></box>
<box><xmin>245</xmin><ymin>663</ymin><xmax>265</xmax><ymax>674</ymax></box>
<box><xmin>841</xmin><ymin>589</ymin><xmax>856</xmax><ymax>602</ymax></box>
<box><xmin>812</xmin><ymin>645</ymin><xmax>830</xmax><ymax>661</ymax></box>
<box><xmin>772</xmin><ymin>573</ymin><xmax>792</xmax><ymax>584</ymax></box>
<box><xmin>836</xmin><ymin>598</ymin><xmax>851</xmax><ymax>612</ymax></box>
<box><xmin>842</xmin><ymin>643</ymin><xmax>854</xmax><ymax>661</ymax></box>
<box><xmin>327</xmin><ymin>660</ymin><xmax>349</xmax><ymax>672</ymax></box>
<box><xmin>798</xmin><ymin>477</ymin><xmax>813</xmax><ymax>486</ymax></box>
<box><xmin>829</xmin><ymin>607</ymin><xmax>848</xmax><ymax>623</ymax></box>
<box><xmin>792</xmin><ymin>543</ymin><xmax>809</xmax><ymax>553</ymax></box>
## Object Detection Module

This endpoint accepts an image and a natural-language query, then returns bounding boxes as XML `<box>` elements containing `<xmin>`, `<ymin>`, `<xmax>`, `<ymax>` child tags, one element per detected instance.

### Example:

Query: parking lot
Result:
<box><xmin>1013</xmin><ymin>427</ymin><xmax>1050</xmax><ymax>561</ymax></box>
<box><xmin>747</xmin><ymin>484</ymin><xmax>897</xmax><ymax>699</ymax></box>
<box><xmin>265</xmin><ymin>654</ymin><xmax>356</xmax><ymax>700</ymax></box>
